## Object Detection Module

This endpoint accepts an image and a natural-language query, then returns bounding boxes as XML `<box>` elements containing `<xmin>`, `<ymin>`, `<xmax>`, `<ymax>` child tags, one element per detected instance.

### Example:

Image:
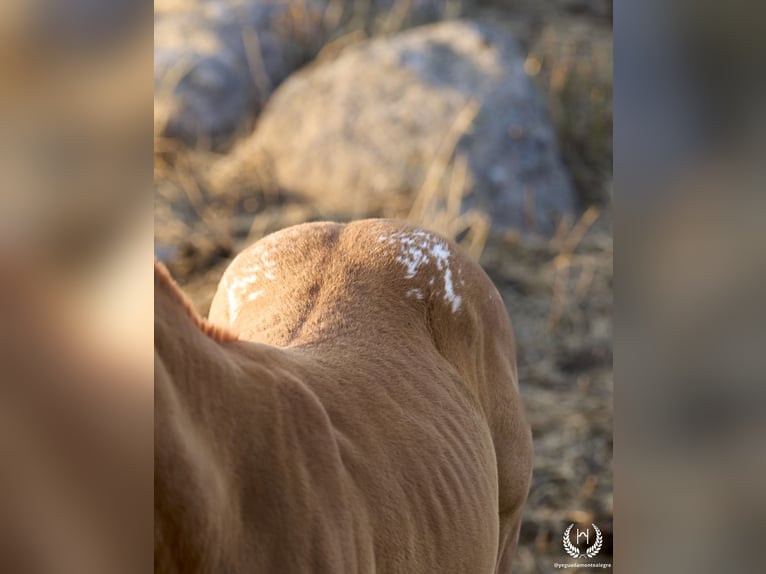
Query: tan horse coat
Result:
<box><xmin>155</xmin><ymin>219</ymin><xmax>532</xmax><ymax>573</ymax></box>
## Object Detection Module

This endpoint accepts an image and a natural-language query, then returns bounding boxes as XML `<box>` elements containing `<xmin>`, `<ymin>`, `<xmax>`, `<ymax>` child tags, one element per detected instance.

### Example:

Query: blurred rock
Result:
<box><xmin>154</xmin><ymin>0</ymin><xmax>452</xmax><ymax>149</ymax></box>
<box><xmin>154</xmin><ymin>0</ymin><xmax>325</xmax><ymax>148</ymax></box>
<box><xmin>212</xmin><ymin>20</ymin><xmax>577</xmax><ymax>235</ymax></box>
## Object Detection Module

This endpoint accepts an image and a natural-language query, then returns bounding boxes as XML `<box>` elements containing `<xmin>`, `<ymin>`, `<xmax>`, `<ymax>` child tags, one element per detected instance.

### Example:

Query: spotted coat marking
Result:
<box><xmin>222</xmin><ymin>226</ymin><xmax>465</xmax><ymax>323</ymax></box>
<box><xmin>378</xmin><ymin>230</ymin><xmax>463</xmax><ymax>313</ymax></box>
<box><xmin>223</xmin><ymin>248</ymin><xmax>277</xmax><ymax>322</ymax></box>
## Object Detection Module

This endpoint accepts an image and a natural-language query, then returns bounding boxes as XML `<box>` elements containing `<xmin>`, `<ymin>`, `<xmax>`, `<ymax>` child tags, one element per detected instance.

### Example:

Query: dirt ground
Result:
<box><xmin>155</xmin><ymin>2</ymin><xmax>612</xmax><ymax>572</ymax></box>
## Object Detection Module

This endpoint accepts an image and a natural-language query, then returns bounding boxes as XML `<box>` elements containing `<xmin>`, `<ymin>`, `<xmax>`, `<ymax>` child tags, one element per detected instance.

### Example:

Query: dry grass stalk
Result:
<box><xmin>547</xmin><ymin>206</ymin><xmax>605</xmax><ymax>331</ymax></box>
<box><xmin>322</xmin><ymin>0</ymin><xmax>347</xmax><ymax>36</ymax></box>
<box><xmin>154</xmin><ymin>56</ymin><xmax>196</xmax><ymax>143</ymax></box>
<box><xmin>574</xmin><ymin>256</ymin><xmax>596</xmax><ymax>301</ymax></box>
<box><xmin>409</xmin><ymin>98</ymin><xmax>479</xmax><ymax>219</ymax></box>
<box><xmin>548</xmin><ymin>253</ymin><xmax>571</xmax><ymax>331</ymax></box>
<box><xmin>315</xmin><ymin>29</ymin><xmax>367</xmax><ymax>62</ymax></box>
<box><xmin>173</xmin><ymin>155</ymin><xmax>219</xmax><ymax>231</ymax></box>
<box><xmin>154</xmin><ymin>136</ymin><xmax>187</xmax><ymax>158</ymax></box>
<box><xmin>240</xmin><ymin>23</ymin><xmax>273</xmax><ymax>99</ymax></box>
<box><xmin>407</xmin><ymin>99</ymin><xmax>488</xmax><ymax>259</ymax></box>
<box><xmin>377</xmin><ymin>0</ymin><xmax>414</xmax><ymax>36</ymax></box>
<box><xmin>563</xmin><ymin>204</ymin><xmax>600</xmax><ymax>252</ymax></box>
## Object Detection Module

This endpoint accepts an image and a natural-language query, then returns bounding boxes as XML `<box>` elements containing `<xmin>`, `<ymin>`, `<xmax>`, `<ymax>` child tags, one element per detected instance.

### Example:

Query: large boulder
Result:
<box><xmin>154</xmin><ymin>0</ymin><xmax>325</xmax><ymax>148</ymax></box>
<box><xmin>212</xmin><ymin>20</ymin><xmax>578</xmax><ymax>235</ymax></box>
<box><xmin>154</xmin><ymin>0</ymin><xmax>452</xmax><ymax>148</ymax></box>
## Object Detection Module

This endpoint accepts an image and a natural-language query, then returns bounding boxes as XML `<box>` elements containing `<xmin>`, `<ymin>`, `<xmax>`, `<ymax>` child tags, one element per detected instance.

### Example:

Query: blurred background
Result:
<box><xmin>0</xmin><ymin>2</ymin><xmax>153</xmax><ymax>573</ymax></box>
<box><xmin>154</xmin><ymin>1</ymin><xmax>613</xmax><ymax>572</ymax></box>
<box><xmin>616</xmin><ymin>2</ymin><xmax>766</xmax><ymax>573</ymax></box>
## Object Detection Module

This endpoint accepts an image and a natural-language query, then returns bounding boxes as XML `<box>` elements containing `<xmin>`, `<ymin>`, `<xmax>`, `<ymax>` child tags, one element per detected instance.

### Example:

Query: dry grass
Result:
<box><xmin>547</xmin><ymin>205</ymin><xmax>609</xmax><ymax>331</ymax></box>
<box><xmin>524</xmin><ymin>17</ymin><xmax>612</xmax><ymax>206</ymax></box>
<box><xmin>407</xmin><ymin>99</ymin><xmax>490</xmax><ymax>260</ymax></box>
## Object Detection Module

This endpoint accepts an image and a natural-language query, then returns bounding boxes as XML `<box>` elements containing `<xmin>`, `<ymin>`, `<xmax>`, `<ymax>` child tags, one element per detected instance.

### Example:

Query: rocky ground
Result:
<box><xmin>155</xmin><ymin>1</ymin><xmax>612</xmax><ymax>571</ymax></box>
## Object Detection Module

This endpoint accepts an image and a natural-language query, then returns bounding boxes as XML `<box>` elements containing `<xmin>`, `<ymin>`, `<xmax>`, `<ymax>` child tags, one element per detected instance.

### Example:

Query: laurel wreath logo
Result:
<box><xmin>562</xmin><ymin>524</ymin><xmax>579</xmax><ymax>558</ymax></box>
<box><xmin>563</xmin><ymin>523</ymin><xmax>603</xmax><ymax>558</ymax></box>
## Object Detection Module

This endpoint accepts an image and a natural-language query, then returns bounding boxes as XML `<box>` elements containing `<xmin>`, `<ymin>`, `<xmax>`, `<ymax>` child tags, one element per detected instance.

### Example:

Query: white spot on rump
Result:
<box><xmin>227</xmin><ymin>288</ymin><xmax>241</xmax><ymax>323</ymax></box>
<box><xmin>379</xmin><ymin>228</ymin><xmax>463</xmax><ymax>313</ymax></box>
<box><xmin>441</xmin><ymin>266</ymin><xmax>462</xmax><ymax>313</ymax></box>
<box><xmin>223</xmin><ymin>245</ymin><xmax>279</xmax><ymax>322</ymax></box>
<box><xmin>260</xmin><ymin>251</ymin><xmax>277</xmax><ymax>280</ymax></box>
<box><xmin>246</xmin><ymin>290</ymin><xmax>264</xmax><ymax>302</ymax></box>
<box><xmin>406</xmin><ymin>288</ymin><xmax>424</xmax><ymax>300</ymax></box>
